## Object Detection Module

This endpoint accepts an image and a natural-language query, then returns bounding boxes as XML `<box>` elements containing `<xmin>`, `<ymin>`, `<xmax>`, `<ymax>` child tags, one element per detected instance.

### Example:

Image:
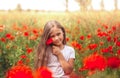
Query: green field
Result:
<box><xmin>0</xmin><ymin>11</ymin><xmax>120</xmax><ymax>78</ymax></box>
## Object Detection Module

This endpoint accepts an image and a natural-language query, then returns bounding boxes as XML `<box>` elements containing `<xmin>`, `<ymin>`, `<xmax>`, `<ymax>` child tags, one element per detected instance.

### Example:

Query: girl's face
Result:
<box><xmin>49</xmin><ymin>26</ymin><xmax>64</xmax><ymax>47</ymax></box>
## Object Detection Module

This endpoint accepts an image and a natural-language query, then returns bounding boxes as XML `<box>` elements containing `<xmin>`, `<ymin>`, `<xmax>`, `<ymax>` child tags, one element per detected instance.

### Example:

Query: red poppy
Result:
<box><xmin>6</xmin><ymin>33</ymin><xmax>12</xmax><ymax>39</ymax></box>
<box><xmin>80</xmin><ymin>36</ymin><xmax>84</xmax><ymax>40</ymax></box>
<box><xmin>97</xmin><ymin>28</ymin><xmax>102</xmax><ymax>32</ymax></box>
<box><xmin>97</xmin><ymin>32</ymin><xmax>108</xmax><ymax>38</ymax></box>
<box><xmin>101</xmin><ymin>48</ymin><xmax>109</xmax><ymax>53</ymax></box>
<box><xmin>22</xmin><ymin>24</ymin><xmax>28</xmax><ymax>30</ymax></box>
<box><xmin>46</xmin><ymin>38</ymin><xmax>53</xmax><ymax>45</ymax></box>
<box><xmin>88</xmin><ymin>44</ymin><xmax>98</xmax><ymax>50</ymax></box>
<box><xmin>107</xmin><ymin>30</ymin><xmax>113</xmax><ymax>35</ymax></box>
<box><xmin>107</xmin><ymin>56</ymin><xmax>120</xmax><ymax>69</ymax></box>
<box><xmin>32</xmin><ymin>29</ymin><xmax>38</xmax><ymax>34</ymax></box>
<box><xmin>17</xmin><ymin>60</ymin><xmax>23</xmax><ymax>65</ymax></box>
<box><xmin>24</xmin><ymin>32</ymin><xmax>29</xmax><ymax>37</ymax></box>
<box><xmin>6</xmin><ymin>65</ymin><xmax>33</xmax><ymax>78</ymax></box>
<box><xmin>20</xmin><ymin>55</ymin><xmax>27</xmax><ymax>59</ymax></box>
<box><xmin>107</xmin><ymin>36</ymin><xmax>111</xmax><ymax>42</ymax></box>
<box><xmin>80</xmin><ymin>53</ymin><xmax>107</xmax><ymax>71</ymax></box>
<box><xmin>0</xmin><ymin>37</ymin><xmax>6</xmax><ymax>42</ymax></box>
<box><xmin>114</xmin><ymin>36</ymin><xmax>118</xmax><ymax>42</ymax></box>
<box><xmin>111</xmin><ymin>26</ymin><xmax>116</xmax><ymax>31</ymax></box>
<box><xmin>34</xmin><ymin>66</ymin><xmax>52</xmax><ymax>78</ymax></box>
<box><xmin>117</xmin><ymin>49</ymin><xmax>120</xmax><ymax>55</ymax></box>
<box><xmin>5</xmin><ymin>33</ymin><xmax>14</xmax><ymax>40</ymax></box>
<box><xmin>87</xmin><ymin>34</ymin><xmax>92</xmax><ymax>39</ymax></box>
<box><xmin>116</xmin><ymin>41</ymin><xmax>120</xmax><ymax>47</ymax></box>
<box><xmin>26</xmin><ymin>48</ymin><xmax>33</xmax><ymax>54</ymax></box>
<box><xmin>66</xmin><ymin>37</ymin><xmax>69</xmax><ymax>42</ymax></box>
<box><xmin>102</xmin><ymin>24</ymin><xmax>108</xmax><ymax>29</ymax></box>
<box><xmin>71</xmin><ymin>41</ymin><xmax>82</xmax><ymax>50</ymax></box>
<box><xmin>99</xmin><ymin>41</ymin><xmax>104</xmax><ymax>46</ymax></box>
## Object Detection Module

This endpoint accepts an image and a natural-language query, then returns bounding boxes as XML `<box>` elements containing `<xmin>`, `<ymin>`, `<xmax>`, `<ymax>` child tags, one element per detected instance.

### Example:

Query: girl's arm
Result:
<box><xmin>52</xmin><ymin>46</ymin><xmax>75</xmax><ymax>74</ymax></box>
<box><xmin>58</xmin><ymin>53</ymin><xmax>75</xmax><ymax>74</ymax></box>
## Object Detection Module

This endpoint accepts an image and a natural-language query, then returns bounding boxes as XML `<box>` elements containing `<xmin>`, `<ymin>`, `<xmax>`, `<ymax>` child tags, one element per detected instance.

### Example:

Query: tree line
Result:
<box><xmin>15</xmin><ymin>0</ymin><xmax>119</xmax><ymax>12</ymax></box>
<box><xmin>65</xmin><ymin>0</ymin><xmax>119</xmax><ymax>12</ymax></box>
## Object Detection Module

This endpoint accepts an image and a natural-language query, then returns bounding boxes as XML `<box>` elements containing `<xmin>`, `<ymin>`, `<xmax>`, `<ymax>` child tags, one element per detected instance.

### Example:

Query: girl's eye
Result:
<box><xmin>57</xmin><ymin>33</ymin><xmax>61</xmax><ymax>36</ymax></box>
<box><xmin>50</xmin><ymin>32</ymin><xmax>61</xmax><ymax>38</ymax></box>
<box><xmin>50</xmin><ymin>35</ymin><xmax>55</xmax><ymax>38</ymax></box>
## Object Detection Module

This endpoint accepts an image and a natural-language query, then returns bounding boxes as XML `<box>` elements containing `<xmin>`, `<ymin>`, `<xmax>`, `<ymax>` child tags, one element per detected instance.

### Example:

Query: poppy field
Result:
<box><xmin>0</xmin><ymin>11</ymin><xmax>120</xmax><ymax>78</ymax></box>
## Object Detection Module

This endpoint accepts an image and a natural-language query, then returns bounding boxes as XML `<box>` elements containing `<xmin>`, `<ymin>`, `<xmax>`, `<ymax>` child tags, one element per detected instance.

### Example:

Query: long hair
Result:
<box><xmin>34</xmin><ymin>20</ymin><xmax>66</xmax><ymax>69</ymax></box>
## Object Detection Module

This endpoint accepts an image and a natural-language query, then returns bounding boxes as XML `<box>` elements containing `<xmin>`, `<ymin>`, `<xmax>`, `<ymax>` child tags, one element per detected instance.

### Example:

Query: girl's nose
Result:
<box><xmin>54</xmin><ymin>36</ymin><xmax>59</xmax><ymax>40</ymax></box>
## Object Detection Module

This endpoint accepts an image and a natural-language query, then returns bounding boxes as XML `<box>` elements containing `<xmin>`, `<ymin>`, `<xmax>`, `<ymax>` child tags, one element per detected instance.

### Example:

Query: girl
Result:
<box><xmin>35</xmin><ymin>20</ymin><xmax>75</xmax><ymax>78</ymax></box>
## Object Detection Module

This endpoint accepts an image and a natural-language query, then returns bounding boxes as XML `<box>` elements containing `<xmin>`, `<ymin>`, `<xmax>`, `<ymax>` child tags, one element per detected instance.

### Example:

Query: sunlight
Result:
<box><xmin>92</xmin><ymin>0</ymin><xmax>101</xmax><ymax>10</ymax></box>
<box><xmin>104</xmin><ymin>0</ymin><xmax>115</xmax><ymax>11</ymax></box>
<box><xmin>92</xmin><ymin>0</ymin><xmax>116</xmax><ymax>11</ymax></box>
<box><xmin>0</xmin><ymin>0</ymin><xmax>17</xmax><ymax>10</ymax></box>
<box><xmin>21</xmin><ymin>0</ymin><xmax>66</xmax><ymax>11</ymax></box>
<box><xmin>68</xmin><ymin>0</ymin><xmax>80</xmax><ymax>11</ymax></box>
<box><xmin>0</xmin><ymin>0</ymin><xmax>120</xmax><ymax>11</ymax></box>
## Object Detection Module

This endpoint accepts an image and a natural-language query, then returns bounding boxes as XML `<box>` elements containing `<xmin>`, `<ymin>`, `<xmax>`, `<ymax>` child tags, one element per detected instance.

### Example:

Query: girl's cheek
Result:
<box><xmin>51</xmin><ymin>38</ymin><xmax>55</xmax><ymax>42</ymax></box>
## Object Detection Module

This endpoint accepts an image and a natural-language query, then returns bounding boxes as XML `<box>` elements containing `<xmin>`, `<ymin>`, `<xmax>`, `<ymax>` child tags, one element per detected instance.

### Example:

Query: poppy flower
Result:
<box><xmin>87</xmin><ymin>34</ymin><xmax>92</xmax><ymax>39</ymax></box>
<box><xmin>26</xmin><ymin>48</ymin><xmax>33</xmax><ymax>54</ymax></box>
<box><xmin>80</xmin><ymin>53</ymin><xmax>107</xmax><ymax>71</ymax></box>
<box><xmin>6</xmin><ymin>65</ymin><xmax>33</xmax><ymax>78</ymax></box>
<box><xmin>66</xmin><ymin>37</ymin><xmax>69</xmax><ymax>42</ymax></box>
<box><xmin>71</xmin><ymin>41</ymin><xmax>82</xmax><ymax>50</ymax></box>
<box><xmin>107</xmin><ymin>56</ymin><xmax>120</xmax><ymax>69</ymax></box>
<box><xmin>88</xmin><ymin>44</ymin><xmax>98</xmax><ymax>50</ymax></box>
<box><xmin>34</xmin><ymin>66</ymin><xmax>52</xmax><ymax>78</ymax></box>
<box><xmin>80</xmin><ymin>36</ymin><xmax>84</xmax><ymax>40</ymax></box>
<box><xmin>116</xmin><ymin>41</ymin><xmax>120</xmax><ymax>47</ymax></box>
<box><xmin>46</xmin><ymin>38</ymin><xmax>53</xmax><ymax>45</ymax></box>
<box><xmin>0</xmin><ymin>37</ymin><xmax>6</xmax><ymax>42</ymax></box>
<box><xmin>111</xmin><ymin>26</ymin><xmax>116</xmax><ymax>31</ymax></box>
<box><xmin>24</xmin><ymin>32</ymin><xmax>29</xmax><ymax>37</ymax></box>
<box><xmin>5</xmin><ymin>33</ymin><xmax>14</xmax><ymax>40</ymax></box>
<box><xmin>117</xmin><ymin>49</ymin><xmax>120</xmax><ymax>55</ymax></box>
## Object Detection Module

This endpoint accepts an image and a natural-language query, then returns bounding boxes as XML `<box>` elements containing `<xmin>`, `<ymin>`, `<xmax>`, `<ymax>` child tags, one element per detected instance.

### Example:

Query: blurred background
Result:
<box><xmin>1</xmin><ymin>0</ymin><xmax>120</xmax><ymax>78</ymax></box>
<box><xmin>0</xmin><ymin>0</ymin><xmax>120</xmax><ymax>12</ymax></box>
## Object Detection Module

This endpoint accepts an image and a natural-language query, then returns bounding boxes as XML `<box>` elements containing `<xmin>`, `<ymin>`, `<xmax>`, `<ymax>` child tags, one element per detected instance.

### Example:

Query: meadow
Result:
<box><xmin>0</xmin><ymin>11</ymin><xmax>120</xmax><ymax>78</ymax></box>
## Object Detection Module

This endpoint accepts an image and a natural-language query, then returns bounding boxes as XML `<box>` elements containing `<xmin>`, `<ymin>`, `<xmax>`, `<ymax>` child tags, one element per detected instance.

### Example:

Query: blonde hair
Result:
<box><xmin>34</xmin><ymin>20</ymin><xmax>66</xmax><ymax>69</ymax></box>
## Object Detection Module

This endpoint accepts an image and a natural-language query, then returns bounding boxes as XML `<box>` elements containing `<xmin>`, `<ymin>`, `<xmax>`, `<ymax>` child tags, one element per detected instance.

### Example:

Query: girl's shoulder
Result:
<box><xmin>64</xmin><ymin>45</ymin><xmax>75</xmax><ymax>51</ymax></box>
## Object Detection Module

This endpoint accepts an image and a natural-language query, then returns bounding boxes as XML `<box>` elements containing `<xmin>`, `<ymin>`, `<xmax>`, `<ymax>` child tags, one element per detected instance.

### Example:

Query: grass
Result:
<box><xmin>0</xmin><ymin>11</ymin><xmax>120</xmax><ymax>78</ymax></box>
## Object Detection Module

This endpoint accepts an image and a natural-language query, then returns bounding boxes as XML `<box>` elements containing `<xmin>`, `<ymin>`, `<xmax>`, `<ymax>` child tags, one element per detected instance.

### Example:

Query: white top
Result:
<box><xmin>47</xmin><ymin>45</ymin><xmax>75</xmax><ymax>78</ymax></box>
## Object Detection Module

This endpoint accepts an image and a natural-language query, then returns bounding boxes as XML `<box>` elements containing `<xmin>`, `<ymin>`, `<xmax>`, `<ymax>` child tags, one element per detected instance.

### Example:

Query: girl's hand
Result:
<box><xmin>52</xmin><ymin>46</ymin><xmax>61</xmax><ymax>56</ymax></box>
